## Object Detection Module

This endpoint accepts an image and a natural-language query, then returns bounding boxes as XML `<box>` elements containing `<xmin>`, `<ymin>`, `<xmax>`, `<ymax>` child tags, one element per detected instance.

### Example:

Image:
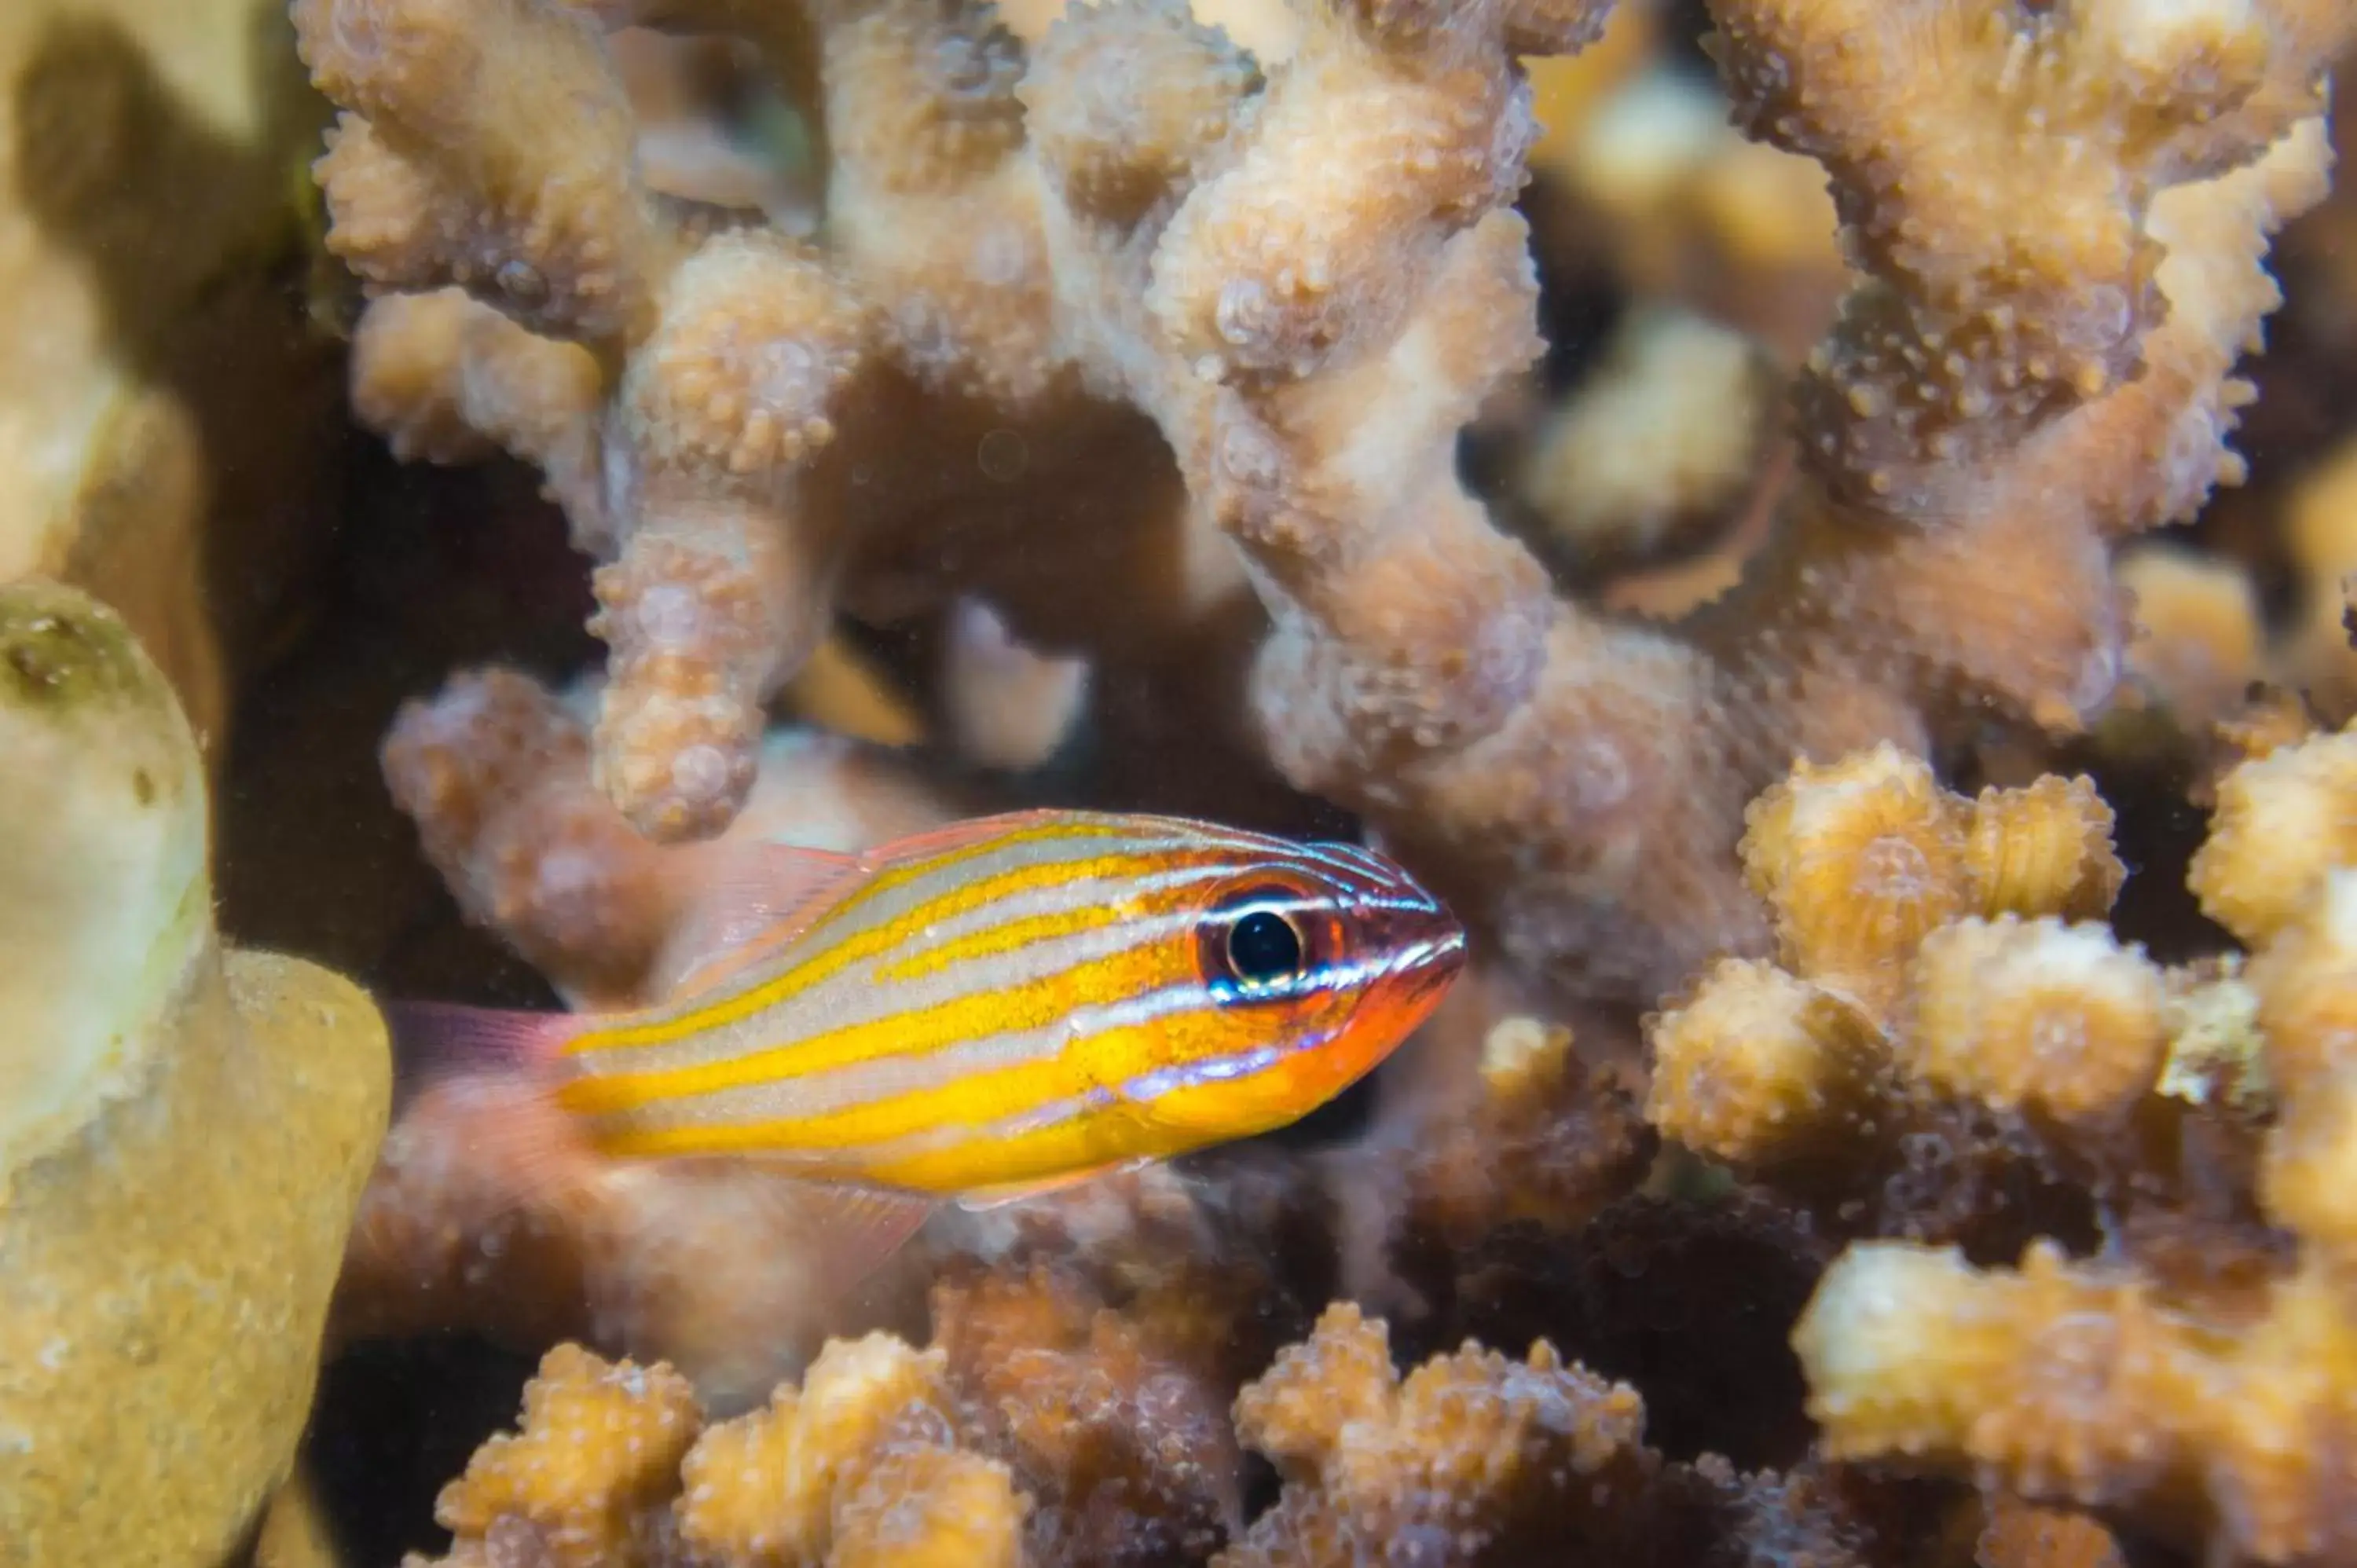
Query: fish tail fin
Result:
<box><xmin>386</xmin><ymin>1000</ymin><xmax>581</xmax><ymax>1105</ymax></box>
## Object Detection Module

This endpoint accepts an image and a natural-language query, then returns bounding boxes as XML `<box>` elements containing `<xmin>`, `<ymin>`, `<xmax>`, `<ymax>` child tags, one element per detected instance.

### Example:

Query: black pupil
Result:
<box><xmin>1226</xmin><ymin>908</ymin><xmax>1303</xmax><ymax>984</ymax></box>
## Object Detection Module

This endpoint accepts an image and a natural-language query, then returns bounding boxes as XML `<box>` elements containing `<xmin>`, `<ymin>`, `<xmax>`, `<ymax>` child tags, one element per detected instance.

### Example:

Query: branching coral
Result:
<box><xmin>405</xmin><ymin>1335</ymin><xmax>1027</xmax><ymax>1567</ymax></box>
<box><xmin>932</xmin><ymin>1262</ymin><xmax>1244</xmax><ymax>1564</ymax></box>
<box><xmin>1648</xmin><ymin>733</ymin><xmax>2357</xmax><ymax>1564</ymax></box>
<box><xmin>1516</xmin><ymin>305</ymin><xmax>1781</xmax><ymax>573</ymax></box>
<box><xmin>295</xmin><ymin>0</ymin><xmax>1230</xmax><ymax>846</ymax></box>
<box><xmin>293</xmin><ymin>0</ymin><xmax>2352</xmax><ymax>1009</ymax></box>
<box><xmin>405</xmin><ymin>1294</ymin><xmax>1902</xmax><ymax>1568</ymax></box>
<box><xmin>1215</xmin><ymin>1299</ymin><xmax>1880</xmax><ymax>1567</ymax></box>
<box><xmin>396</xmin><ymin>1178</ymin><xmax>1324</xmax><ymax>1567</ymax></box>
<box><xmin>1645</xmin><ymin>743</ymin><xmax>2168</xmax><ymax>1251</ymax></box>
<box><xmin>378</xmin><ymin>665</ymin><xmax>962</xmax><ymax>1008</ymax></box>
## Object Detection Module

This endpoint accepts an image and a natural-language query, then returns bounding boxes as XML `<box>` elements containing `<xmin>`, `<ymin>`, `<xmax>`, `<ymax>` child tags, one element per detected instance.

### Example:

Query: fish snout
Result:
<box><xmin>1368</xmin><ymin>900</ymin><xmax>1468</xmax><ymax>1012</ymax></box>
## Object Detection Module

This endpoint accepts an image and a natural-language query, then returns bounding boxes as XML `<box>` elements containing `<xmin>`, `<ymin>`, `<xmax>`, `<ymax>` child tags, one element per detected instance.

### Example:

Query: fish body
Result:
<box><xmin>408</xmin><ymin>810</ymin><xmax>1464</xmax><ymax>1202</ymax></box>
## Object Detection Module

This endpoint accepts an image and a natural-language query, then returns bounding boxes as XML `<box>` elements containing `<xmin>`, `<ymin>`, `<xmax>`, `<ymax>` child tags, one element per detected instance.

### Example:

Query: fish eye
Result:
<box><xmin>1224</xmin><ymin>906</ymin><xmax>1305</xmax><ymax>986</ymax></box>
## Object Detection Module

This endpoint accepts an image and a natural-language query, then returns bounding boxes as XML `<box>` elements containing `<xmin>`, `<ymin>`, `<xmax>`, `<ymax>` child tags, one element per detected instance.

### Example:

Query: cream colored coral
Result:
<box><xmin>1732</xmin><ymin>745</ymin><xmax>2122</xmax><ymax>1018</ymax></box>
<box><xmin>1648</xmin><ymin>746</ymin><xmax>2169</xmax><ymax>1211</ymax></box>
<box><xmin>1798</xmin><ymin>1243</ymin><xmax>2357</xmax><ymax>1566</ymax></box>
<box><xmin>1741</xmin><ymin>745</ymin><xmax>1972</xmax><ymax>1010</ymax></box>
<box><xmin>2114</xmin><ymin>545</ymin><xmax>2265</xmax><ymax>736</ymax></box>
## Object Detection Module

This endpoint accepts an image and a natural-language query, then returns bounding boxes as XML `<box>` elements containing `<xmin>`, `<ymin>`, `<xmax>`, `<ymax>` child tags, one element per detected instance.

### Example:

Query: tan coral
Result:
<box><xmin>1646</xmin><ymin>958</ymin><xmax>1883</xmax><ymax>1171</ymax></box>
<box><xmin>1798</xmin><ymin>1243</ymin><xmax>2357</xmax><ymax>1567</ymax></box>
<box><xmin>1648</xmin><ymin>747</ymin><xmax>2227</xmax><ymax>1253</ymax></box>
<box><xmin>298</xmin><ymin>0</ymin><xmax>1219</xmax><ymax>844</ymax></box>
<box><xmin>409</xmin><ymin>1336</ymin><xmax>1026</xmax><ymax>1568</ymax></box>
<box><xmin>1740</xmin><ymin>745</ymin><xmax>1973</xmax><ymax>1010</ymax></box>
<box><xmin>2112</xmin><ymin>545</ymin><xmax>2266</xmax><ymax>745</ymax></box>
<box><xmin>1903</xmin><ymin>917</ymin><xmax>2171</xmax><ymax>1132</ymax></box>
<box><xmin>1217</xmin><ymin>1300</ymin><xmax>1875</xmax><ymax>1566</ymax></box>
<box><xmin>298</xmin><ymin>0</ymin><xmax>2354</xmax><ymax>1014</ymax></box>
<box><xmin>932</xmin><ymin>1262</ymin><xmax>1244</xmax><ymax>1562</ymax></box>
<box><xmin>434</xmin><ymin>1343</ymin><xmax>703</xmax><ymax>1568</ymax></box>
<box><xmin>2279</xmin><ymin>437</ymin><xmax>2357</xmax><ymax>723</ymax></box>
<box><xmin>0</xmin><ymin>582</ymin><xmax>390</xmax><ymax>1566</ymax></box>
<box><xmin>1963</xmin><ymin>775</ymin><xmax>2126</xmax><ymax>925</ymax></box>
<box><xmin>1777</xmin><ymin>727</ymin><xmax>2357</xmax><ymax>1564</ymax></box>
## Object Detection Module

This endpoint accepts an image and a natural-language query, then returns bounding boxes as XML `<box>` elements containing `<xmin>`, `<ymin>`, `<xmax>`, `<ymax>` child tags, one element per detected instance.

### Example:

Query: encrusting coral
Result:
<box><xmin>1642</xmin><ymin>731</ymin><xmax>2357</xmax><ymax>1565</ymax></box>
<box><xmin>290</xmin><ymin>0</ymin><xmax>2354</xmax><ymax>1008</ymax></box>
<box><xmin>0</xmin><ymin>581</ymin><xmax>390</xmax><ymax>1565</ymax></box>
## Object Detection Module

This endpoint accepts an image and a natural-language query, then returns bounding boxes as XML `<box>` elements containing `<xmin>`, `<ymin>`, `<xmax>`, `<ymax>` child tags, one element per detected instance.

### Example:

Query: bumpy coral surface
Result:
<box><xmin>292</xmin><ymin>0</ymin><xmax>2353</xmax><ymax>1008</ymax></box>
<box><xmin>1645</xmin><ymin>731</ymin><xmax>2357</xmax><ymax>1565</ymax></box>
<box><xmin>407</xmin><ymin>1335</ymin><xmax>1026</xmax><ymax>1568</ymax></box>
<box><xmin>0</xmin><ymin>582</ymin><xmax>389</xmax><ymax>1565</ymax></box>
<box><xmin>403</xmin><ymin>1296</ymin><xmax>1896</xmax><ymax>1568</ymax></box>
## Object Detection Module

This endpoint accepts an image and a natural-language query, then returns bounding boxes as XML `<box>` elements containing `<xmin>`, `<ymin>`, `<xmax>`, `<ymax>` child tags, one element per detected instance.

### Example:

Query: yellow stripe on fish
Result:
<box><xmin>399</xmin><ymin>810</ymin><xmax>1466</xmax><ymax>1202</ymax></box>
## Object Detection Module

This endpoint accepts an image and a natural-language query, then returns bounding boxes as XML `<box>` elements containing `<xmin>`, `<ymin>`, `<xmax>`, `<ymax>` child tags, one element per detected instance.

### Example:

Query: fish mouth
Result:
<box><xmin>1389</xmin><ymin>926</ymin><xmax>1468</xmax><ymax>1012</ymax></box>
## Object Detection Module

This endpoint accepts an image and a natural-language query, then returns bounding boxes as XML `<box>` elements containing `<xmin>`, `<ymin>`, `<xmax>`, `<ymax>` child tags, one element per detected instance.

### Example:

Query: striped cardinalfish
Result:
<box><xmin>396</xmin><ymin>808</ymin><xmax>1464</xmax><ymax>1271</ymax></box>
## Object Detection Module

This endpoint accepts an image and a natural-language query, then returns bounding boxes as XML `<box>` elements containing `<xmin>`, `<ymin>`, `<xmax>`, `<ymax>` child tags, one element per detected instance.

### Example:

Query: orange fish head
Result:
<box><xmin>1127</xmin><ymin>838</ymin><xmax>1465</xmax><ymax>1143</ymax></box>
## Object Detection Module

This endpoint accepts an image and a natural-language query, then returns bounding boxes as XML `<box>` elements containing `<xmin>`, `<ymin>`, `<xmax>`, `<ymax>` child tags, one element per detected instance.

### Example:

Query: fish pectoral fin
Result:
<box><xmin>659</xmin><ymin>840</ymin><xmax>878</xmax><ymax>995</ymax></box>
<box><xmin>799</xmin><ymin>1182</ymin><xmax>940</xmax><ymax>1296</ymax></box>
<box><xmin>952</xmin><ymin>1159</ymin><xmax>1148</xmax><ymax>1212</ymax></box>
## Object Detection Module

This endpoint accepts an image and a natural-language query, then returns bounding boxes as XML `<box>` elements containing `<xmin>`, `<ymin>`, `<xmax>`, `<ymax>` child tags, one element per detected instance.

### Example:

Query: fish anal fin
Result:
<box><xmin>953</xmin><ymin>1160</ymin><xmax>1144</xmax><ymax>1212</ymax></box>
<box><xmin>661</xmin><ymin>840</ymin><xmax>876</xmax><ymax>997</ymax></box>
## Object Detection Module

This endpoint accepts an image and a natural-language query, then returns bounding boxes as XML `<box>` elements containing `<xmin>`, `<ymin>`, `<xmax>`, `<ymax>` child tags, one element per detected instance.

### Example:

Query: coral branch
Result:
<box><xmin>301</xmin><ymin>0</ymin><xmax>2352</xmax><ymax>1006</ymax></box>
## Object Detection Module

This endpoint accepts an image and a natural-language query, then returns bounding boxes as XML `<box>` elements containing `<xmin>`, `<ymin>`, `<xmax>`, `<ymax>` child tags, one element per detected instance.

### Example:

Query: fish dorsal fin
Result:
<box><xmin>662</xmin><ymin>840</ymin><xmax>877</xmax><ymax>998</ymax></box>
<box><xmin>861</xmin><ymin>807</ymin><xmax>1117</xmax><ymax>872</ymax></box>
